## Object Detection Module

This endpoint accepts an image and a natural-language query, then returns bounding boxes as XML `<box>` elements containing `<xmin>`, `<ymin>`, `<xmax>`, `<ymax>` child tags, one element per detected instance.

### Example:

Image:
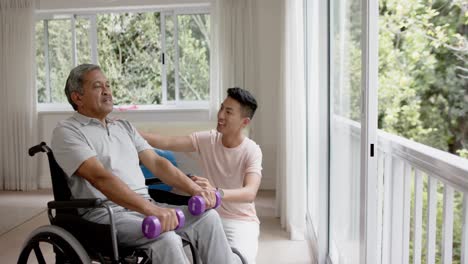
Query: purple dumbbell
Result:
<box><xmin>188</xmin><ymin>191</ymin><xmax>222</xmax><ymax>216</ymax></box>
<box><xmin>142</xmin><ymin>208</ymin><xmax>185</xmax><ymax>239</ymax></box>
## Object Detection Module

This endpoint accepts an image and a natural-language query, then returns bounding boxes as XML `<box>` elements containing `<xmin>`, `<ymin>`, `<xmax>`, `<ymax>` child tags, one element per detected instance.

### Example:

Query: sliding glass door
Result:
<box><xmin>305</xmin><ymin>0</ymin><xmax>378</xmax><ymax>262</ymax></box>
<box><xmin>328</xmin><ymin>0</ymin><xmax>378</xmax><ymax>263</ymax></box>
<box><xmin>328</xmin><ymin>0</ymin><xmax>363</xmax><ymax>262</ymax></box>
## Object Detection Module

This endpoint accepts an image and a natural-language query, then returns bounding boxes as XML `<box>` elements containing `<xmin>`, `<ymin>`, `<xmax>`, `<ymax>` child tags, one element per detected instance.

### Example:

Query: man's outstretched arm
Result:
<box><xmin>76</xmin><ymin>156</ymin><xmax>179</xmax><ymax>232</ymax></box>
<box><xmin>138</xmin><ymin>149</ymin><xmax>218</xmax><ymax>208</ymax></box>
<box><xmin>138</xmin><ymin>131</ymin><xmax>195</xmax><ymax>152</ymax></box>
<box><xmin>192</xmin><ymin>173</ymin><xmax>261</xmax><ymax>203</ymax></box>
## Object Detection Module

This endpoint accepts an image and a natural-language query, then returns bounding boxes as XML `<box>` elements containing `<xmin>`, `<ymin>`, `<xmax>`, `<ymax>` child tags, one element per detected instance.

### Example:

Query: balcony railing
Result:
<box><xmin>378</xmin><ymin>129</ymin><xmax>468</xmax><ymax>264</ymax></box>
<box><xmin>331</xmin><ymin>116</ymin><xmax>468</xmax><ymax>264</ymax></box>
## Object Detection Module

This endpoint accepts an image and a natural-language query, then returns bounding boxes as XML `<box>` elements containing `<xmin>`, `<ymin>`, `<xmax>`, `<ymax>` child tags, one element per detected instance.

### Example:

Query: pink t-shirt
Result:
<box><xmin>190</xmin><ymin>130</ymin><xmax>263</xmax><ymax>223</ymax></box>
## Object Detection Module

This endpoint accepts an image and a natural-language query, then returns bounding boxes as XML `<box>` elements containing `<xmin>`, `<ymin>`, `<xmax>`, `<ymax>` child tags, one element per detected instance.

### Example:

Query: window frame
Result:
<box><xmin>35</xmin><ymin>5</ymin><xmax>212</xmax><ymax>116</ymax></box>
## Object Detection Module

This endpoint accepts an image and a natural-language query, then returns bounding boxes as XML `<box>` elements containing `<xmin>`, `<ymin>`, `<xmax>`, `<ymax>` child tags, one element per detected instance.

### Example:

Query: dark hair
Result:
<box><xmin>65</xmin><ymin>64</ymin><xmax>101</xmax><ymax>110</ymax></box>
<box><xmin>227</xmin><ymin>87</ymin><xmax>258</xmax><ymax>119</ymax></box>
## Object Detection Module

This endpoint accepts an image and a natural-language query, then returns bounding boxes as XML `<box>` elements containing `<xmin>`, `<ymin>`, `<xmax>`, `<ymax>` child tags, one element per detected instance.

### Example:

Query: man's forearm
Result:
<box><xmin>222</xmin><ymin>188</ymin><xmax>257</xmax><ymax>203</ymax></box>
<box><xmin>191</xmin><ymin>174</ymin><xmax>260</xmax><ymax>203</ymax></box>
<box><xmin>93</xmin><ymin>175</ymin><xmax>154</xmax><ymax>216</ymax></box>
<box><xmin>76</xmin><ymin>156</ymin><xmax>156</xmax><ymax>216</ymax></box>
<box><xmin>156</xmin><ymin>159</ymin><xmax>202</xmax><ymax>196</ymax></box>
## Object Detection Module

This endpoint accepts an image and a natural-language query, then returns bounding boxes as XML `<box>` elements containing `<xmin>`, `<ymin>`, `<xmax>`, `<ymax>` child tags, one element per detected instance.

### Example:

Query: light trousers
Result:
<box><xmin>221</xmin><ymin>218</ymin><xmax>260</xmax><ymax>264</ymax></box>
<box><xmin>84</xmin><ymin>201</ymin><xmax>242</xmax><ymax>264</ymax></box>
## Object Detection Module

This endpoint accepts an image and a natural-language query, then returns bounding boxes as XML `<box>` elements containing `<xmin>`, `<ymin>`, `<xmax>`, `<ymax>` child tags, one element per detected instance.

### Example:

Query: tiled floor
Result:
<box><xmin>255</xmin><ymin>191</ymin><xmax>313</xmax><ymax>264</ymax></box>
<box><xmin>0</xmin><ymin>189</ymin><xmax>313</xmax><ymax>263</ymax></box>
<box><xmin>0</xmin><ymin>189</ymin><xmax>52</xmax><ymax>263</ymax></box>
<box><xmin>0</xmin><ymin>189</ymin><xmax>52</xmax><ymax>236</ymax></box>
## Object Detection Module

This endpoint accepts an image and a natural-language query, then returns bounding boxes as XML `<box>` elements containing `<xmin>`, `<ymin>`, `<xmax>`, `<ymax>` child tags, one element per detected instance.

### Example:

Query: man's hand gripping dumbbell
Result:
<box><xmin>188</xmin><ymin>175</ymin><xmax>222</xmax><ymax>216</ymax></box>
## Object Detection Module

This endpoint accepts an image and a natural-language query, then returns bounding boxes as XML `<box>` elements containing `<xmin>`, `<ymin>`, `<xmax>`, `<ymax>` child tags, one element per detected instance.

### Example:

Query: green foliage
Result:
<box><xmin>36</xmin><ymin>19</ymin><xmax>73</xmax><ymax>103</ymax></box>
<box><xmin>177</xmin><ymin>15</ymin><xmax>210</xmax><ymax>101</ymax></box>
<box><xmin>457</xmin><ymin>148</ymin><xmax>468</xmax><ymax>158</ymax></box>
<box><xmin>378</xmin><ymin>0</ymin><xmax>467</xmax><ymax>156</ymax></box>
<box><xmin>35</xmin><ymin>21</ymin><xmax>46</xmax><ymax>102</ymax></box>
<box><xmin>97</xmin><ymin>12</ymin><xmax>163</xmax><ymax>105</ymax></box>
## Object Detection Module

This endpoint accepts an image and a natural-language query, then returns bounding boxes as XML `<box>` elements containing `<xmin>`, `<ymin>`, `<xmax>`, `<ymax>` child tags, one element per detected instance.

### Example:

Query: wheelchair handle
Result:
<box><xmin>28</xmin><ymin>142</ymin><xmax>50</xmax><ymax>156</ymax></box>
<box><xmin>142</xmin><ymin>208</ymin><xmax>185</xmax><ymax>239</ymax></box>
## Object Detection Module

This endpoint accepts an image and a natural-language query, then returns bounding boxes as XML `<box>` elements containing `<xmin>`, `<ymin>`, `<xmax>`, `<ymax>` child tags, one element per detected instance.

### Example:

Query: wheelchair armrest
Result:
<box><xmin>47</xmin><ymin>198</ymin><xmax>104</xmax><ymax>209</ymax></box>
<box><xmin>145</xmin><ymin>177</ymin><xmax>163</xmax><ymax>185</ymax></box>
<box><xmin>148</xmin><ymin>189</ymin><xmax>190</xmax><ymax>205</ymax></box>
<box><xmin>145</xmin><ymin>174</ymin><xmax>193</xmax><ymax>186</ymax></box>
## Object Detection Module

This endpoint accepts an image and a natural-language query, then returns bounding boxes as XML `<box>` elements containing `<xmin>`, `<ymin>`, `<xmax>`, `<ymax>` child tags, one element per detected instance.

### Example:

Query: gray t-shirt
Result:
<box><xmin>51</xmin><ymin>112</ymin><xmax>152</xmax><ymax>201</ymax></box>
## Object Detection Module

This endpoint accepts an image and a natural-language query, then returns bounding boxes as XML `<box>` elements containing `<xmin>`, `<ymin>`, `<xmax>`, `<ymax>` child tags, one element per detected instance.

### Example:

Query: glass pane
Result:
<box><xmin>48</xmin><ymin>19</ymin><xmax>72</xmax><ymax>103</ymax></box>
<box><xmin>165</xmin><ymin>14</ymin><xmax>175</xmax><ymax>101</ymax></box>
<box><xmin>378</xmin><ymin>1</ymin><xmax>467</xmax><ymax>158</ymax></box>
<box><xmin>76</xmin><ymin>17</ymin><xmax>91</xmax><ymax>65</ymax></box>
<box><xmin>329</xmin><ymin>0</ymin><xmax>362</xmax><ymax>262</ymax></box>
<box><xmin>35</xmin><ymin>21</ymin><xmax>47</xmax><ymax>103</ymax></box>
<box><xmin>177</xmin><ymin>14</ymin><xmax>210</xmax><ymax>101</ymax></box>
<box><xmin>305</xmin><ymin>0</ymin><xmax>321</xmax><ymax>235</ymax></box>
<box><xmin>97</xmin><ymin>12</ymin><xmax>162</xmax><ymax>105</ymax></box>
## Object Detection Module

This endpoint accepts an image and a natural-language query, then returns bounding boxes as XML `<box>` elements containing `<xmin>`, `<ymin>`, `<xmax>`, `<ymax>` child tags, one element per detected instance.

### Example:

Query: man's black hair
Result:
<box><xmin>227</xmin><ymin>87</ymin><xmax>258</xmax><ymax>119</ymax></box>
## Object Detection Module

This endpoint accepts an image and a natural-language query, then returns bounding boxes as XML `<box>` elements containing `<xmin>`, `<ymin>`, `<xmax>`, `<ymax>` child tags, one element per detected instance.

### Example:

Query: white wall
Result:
<box><xmin>35</xmin><ymin>0</ymin><xmax>283</xmax><ymax>190</ymax></box>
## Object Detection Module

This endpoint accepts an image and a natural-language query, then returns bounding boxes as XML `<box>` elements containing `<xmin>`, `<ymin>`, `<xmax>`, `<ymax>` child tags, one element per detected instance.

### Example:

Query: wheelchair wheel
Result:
<box><xmin>17</xmin><ymin>225</ymin><xmax>90</xmax><ymax>264</ymax></box>
<box><xmin>231</xmin><ymin>247</ymin><xmax>247</xmax><ymax>264</ymax></box>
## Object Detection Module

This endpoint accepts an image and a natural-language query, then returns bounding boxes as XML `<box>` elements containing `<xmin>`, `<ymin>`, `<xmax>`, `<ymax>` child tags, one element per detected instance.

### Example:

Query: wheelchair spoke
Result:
<box><xmin>18</xmin><ymin>228</ymin><xmax>90</xmax><ymax>264</ymax></box>
<box><xmin>33</xmin><ymin>244</ymin><xmax>46</xmax><ymax>264</ymax></box>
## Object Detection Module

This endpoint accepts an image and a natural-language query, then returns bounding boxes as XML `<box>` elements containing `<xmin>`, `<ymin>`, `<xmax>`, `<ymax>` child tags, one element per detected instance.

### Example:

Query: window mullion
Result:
<box><xmin>174</xmin><ymin>14</ymin><xmax>180</xmax><ymax>103</ymax></box>
<box><xmin>161</xmin><ymin>13</ymin><xmax>167</xmax><ymax>104</ymax></box>
<box><xmin>44</xmin><ymin>20</ymin><xmax>51</xmax><ymax>103</ymax></box>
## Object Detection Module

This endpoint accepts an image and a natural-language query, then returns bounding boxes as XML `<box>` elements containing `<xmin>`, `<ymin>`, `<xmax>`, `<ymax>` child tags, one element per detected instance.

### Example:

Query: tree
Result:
<box><xmin>97</xmin><ymin>12</ymin><xmax>163</xmax><ymax>105</ymax></box>
<box><xmin>378</xmin><ymin>0</ymin><xmax>467</xmax><ymax>156</ymax></box>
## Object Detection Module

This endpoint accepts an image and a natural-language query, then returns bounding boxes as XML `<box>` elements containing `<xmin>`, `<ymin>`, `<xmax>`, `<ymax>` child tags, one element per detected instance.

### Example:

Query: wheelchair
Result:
<box><xmin>17</xmin><ymin>142</ymin><xmax>201</xmax><ymax>264</ymax></box>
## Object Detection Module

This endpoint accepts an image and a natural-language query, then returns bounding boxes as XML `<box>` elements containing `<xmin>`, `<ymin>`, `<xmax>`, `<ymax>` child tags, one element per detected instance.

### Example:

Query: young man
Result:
<box><xmin>140</xmin><ymin>87</ymin><xmax>262</xmax><ymax>264</ymax></box>
<box><xmin>51</xmin><ymin>64</ymin><xmax>243</xmax><ymax>263</ymax></box>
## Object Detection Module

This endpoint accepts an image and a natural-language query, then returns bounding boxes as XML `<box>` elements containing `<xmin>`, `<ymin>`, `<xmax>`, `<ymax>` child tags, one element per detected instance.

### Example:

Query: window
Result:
<box><xmin>35</xmin><ymin>7</ymin><xmax>210</xmax><ymax>107</ymax></box>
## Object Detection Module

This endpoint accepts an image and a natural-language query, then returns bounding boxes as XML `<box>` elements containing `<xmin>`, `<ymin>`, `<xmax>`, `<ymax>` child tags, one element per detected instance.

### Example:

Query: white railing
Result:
<box><xmin>378</xmin><ymin>130</ymin><xmax>468</xmax><ymax>264</ymax></box>
<box><xmin>331</xmin><ymin>115</ymin><xmax>468</xmax><ymax>264</ymax></box>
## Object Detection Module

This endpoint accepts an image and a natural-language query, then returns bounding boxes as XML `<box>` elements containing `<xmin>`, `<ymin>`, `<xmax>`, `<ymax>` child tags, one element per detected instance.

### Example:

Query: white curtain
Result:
<box><xmin>210</xmin><ymin>0</ymin><xmax>258</xmax><ymax>137</ymax></box>
<box><xmin>276</xmin><ymin>0</ymin><xmax>307</xmax><ymax>240</ymax></box>
<box><xmin>0</xmin><ymin>0</ymin><xmax>38</xmax><ymax>190</ymax></box>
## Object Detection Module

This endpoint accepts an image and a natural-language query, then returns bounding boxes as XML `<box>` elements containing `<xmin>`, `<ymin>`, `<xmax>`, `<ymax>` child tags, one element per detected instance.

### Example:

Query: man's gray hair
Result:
<box><xmin>65</xmin><ymin>64</ymin><xmax>101</xmax><ymax>110</ymax></box>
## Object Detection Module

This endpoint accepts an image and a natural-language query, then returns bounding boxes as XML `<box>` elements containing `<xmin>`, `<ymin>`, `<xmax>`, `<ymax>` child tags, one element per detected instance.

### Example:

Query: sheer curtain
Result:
<box><xmin>0</xmin><ymin>0</ymin><xmax>38</xmax><ymax>190</ymax></box>
<box><xmin>210</xmin><ymin>0</ymin><xmax>258</xmax><ymax>136</ymax></box>
<box><xmin>276</xmin><ymin>0</ymin><xmax>307</xmax><ymax>240</ymax></box>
